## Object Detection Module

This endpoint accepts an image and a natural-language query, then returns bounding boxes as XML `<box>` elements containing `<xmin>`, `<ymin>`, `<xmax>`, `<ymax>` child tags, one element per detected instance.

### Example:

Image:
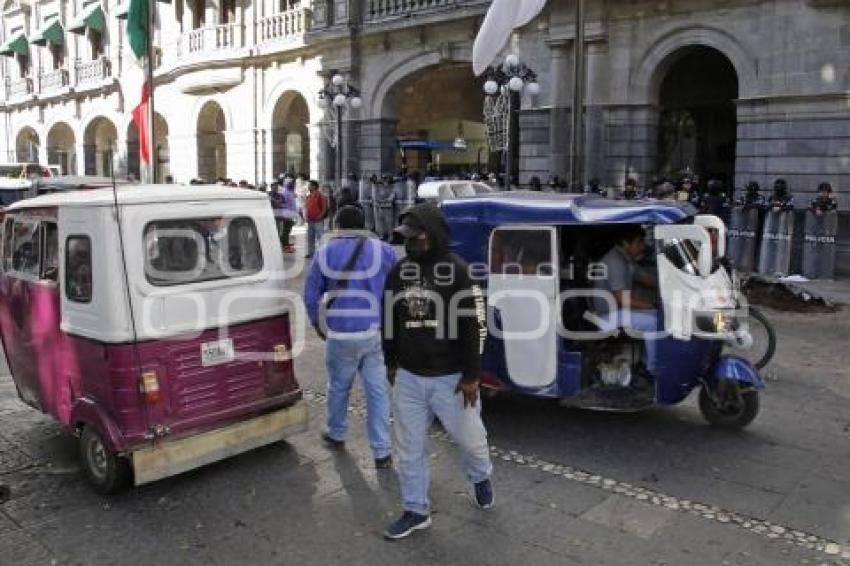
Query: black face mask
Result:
<box><xmin>405</xmin><ymin>237</ymin><xmax>429</xmax><ymax>261</ymax></box>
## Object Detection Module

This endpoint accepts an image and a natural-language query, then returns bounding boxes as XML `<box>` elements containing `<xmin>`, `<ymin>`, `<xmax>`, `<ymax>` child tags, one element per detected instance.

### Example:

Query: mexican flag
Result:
<box><xmin>122</xmin><ymin>0</ymin><xmax>151</xmax><ymax>166</ymax></box>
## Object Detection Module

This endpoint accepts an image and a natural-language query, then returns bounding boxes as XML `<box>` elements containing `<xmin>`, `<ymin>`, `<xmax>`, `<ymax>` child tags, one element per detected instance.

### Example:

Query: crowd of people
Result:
<box><xmin>181</xmin><ymin>169</ymin><xmax>839</xmax><ymax>257</ymax></box>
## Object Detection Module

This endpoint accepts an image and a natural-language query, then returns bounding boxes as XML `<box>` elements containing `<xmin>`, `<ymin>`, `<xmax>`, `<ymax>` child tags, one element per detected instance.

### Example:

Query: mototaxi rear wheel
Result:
<box><xmin>79</xmin><ymin>426</ymin><xmax>131</xmax><ymax>494</ymax></box>
<box><xmin>698</xmin><ymin>386</ymin><xmax>759</xmax><ymax>430</ymax></box>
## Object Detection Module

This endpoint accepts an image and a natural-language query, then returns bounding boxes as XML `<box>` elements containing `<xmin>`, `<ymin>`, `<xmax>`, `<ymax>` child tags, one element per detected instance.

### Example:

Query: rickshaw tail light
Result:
<box><xmin>273</xmin><ymin>344</ymin><xmax>291</xmax><ymax>363</ymax></box>
<box><xmin>140</xmin><ymin>371</ymin><xmax>161</xmax><ymax>404</ymax></box>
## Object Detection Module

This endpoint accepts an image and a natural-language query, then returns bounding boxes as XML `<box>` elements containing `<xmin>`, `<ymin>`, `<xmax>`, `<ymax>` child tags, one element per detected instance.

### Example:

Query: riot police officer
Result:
<box><xmin>810</xmin><ymin>182</ymin><xmax>838</xmax><ymax>215</ymax></box>
<box><xmin>738</xmin><ymin>181</ymin><xmax>766</xmax><ymax>209</ymax></box>
<box><xmin>374</xmin><ymin>175</ymin><xmax>396</xmax><ymax>241</ymax></box>
<box><xmin>675</xmin><ymin>176</ymin><xmax>694</xmax><ymax>203</ymax></box>
<box><xmin>699</xmin><ymin>179</ymin><xmax>731</xmax><ymax>221</ymax></box>
<box><xmin>360</xmin><ymin>174</ymin><xmax>376</xmax><ymax>232</ymax></box>
<box><xmin>623</xmin><ymin>177</ymin><xmax>640</xmax><ymax>200</ymax></box>
<box><xmin>769</xmin><ymin>179</ymin><xmax>795</xmax><ymax>212</ymax></box>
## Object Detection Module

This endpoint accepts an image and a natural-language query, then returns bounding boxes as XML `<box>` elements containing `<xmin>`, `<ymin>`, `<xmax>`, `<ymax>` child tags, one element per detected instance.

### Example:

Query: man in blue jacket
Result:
<box><xmin>304</xmin><ymin>206</ymin><xmax>398</xmax><ymax>468</ymax></box>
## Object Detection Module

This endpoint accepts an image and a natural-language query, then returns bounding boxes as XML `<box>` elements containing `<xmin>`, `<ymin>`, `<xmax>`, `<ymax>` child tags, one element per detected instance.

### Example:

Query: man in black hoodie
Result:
<box><xmin>382</xmin><ymin>203</ymin><xmax>493</xmax><ymax>540</ymax></box>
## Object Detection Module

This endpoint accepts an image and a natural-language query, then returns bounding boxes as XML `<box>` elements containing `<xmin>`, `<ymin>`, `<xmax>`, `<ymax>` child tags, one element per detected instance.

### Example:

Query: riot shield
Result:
<box><xmin>758</xmin><ymin>211</ymin><xmax>795</xmax><ymax>276</ymax></box>
<box><xmin>359</xmin><ymin>180</ymin><xmax>375</xmax><ymax>233</ymax></box>
<box><xmin>392</xmin><ymin>180</ymin><xmax>407</xmax><ymax>229</ymax></box>
<box><xmin>802</xmin><ymin>210</ymin><xmax>838</xmax><ymax>279</ymax></box>
<box><xmin>727</xmin><ymin>206</ymin><xmax>760</xmax><ymax>272</ymax></box>
<box><xmin>374</xmin><ymin>185</ymin><xmax>396</xmax><ymax>241</ymax></box>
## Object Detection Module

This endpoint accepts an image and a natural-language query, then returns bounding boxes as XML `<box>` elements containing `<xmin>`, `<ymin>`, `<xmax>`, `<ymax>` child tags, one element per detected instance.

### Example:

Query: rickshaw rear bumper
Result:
<box><xmin>130</xmin><ymin>402</ymin><xmax>309</xmax><ymax>486</ymax></box>
<box><xmin>710</xmin><ymin>355</ymin><xmax>766</xmax><ymax>390</ymax></box>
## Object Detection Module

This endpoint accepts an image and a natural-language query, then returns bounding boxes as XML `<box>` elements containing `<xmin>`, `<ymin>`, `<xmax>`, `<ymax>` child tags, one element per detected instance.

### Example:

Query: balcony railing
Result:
<box><xmin>38</xmin><ymin>69</ymin><xmax>69</xmax><ymax>92</ymax></box>
<box><xmin>364</xmin><ymin>0</ymin><xmax>458</xmax><ymax>21</ymax></box>
<box><xmin>177</xmin><ymin>23</ymin><xmax>242</xmax><ymax>58</ymax></box>
<box><xmin>5</xmin><ymin>77</ymin><xmax>33</xmax><ymax>99</ymax></box>
<box><xmin>76</xmin><ymin>57</ymin><xmax>111</xmax><ymax>86</ymax></box>
<box><xmin>259</xmin><ymin>8</ymin><xmax>311</xmax><ymax>43</ymax></box>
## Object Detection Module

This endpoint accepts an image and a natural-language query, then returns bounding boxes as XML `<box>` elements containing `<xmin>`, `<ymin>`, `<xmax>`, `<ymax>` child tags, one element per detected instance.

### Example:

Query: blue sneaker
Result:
<box><xmin>383</xmin><ymin>511</ymin><xmax>432</xmax><ymax>540</ymax></box>
<box><xmin>474</xmin><ymin>479</ymin><xmax>494</xmax><ymax>509</ymax></box>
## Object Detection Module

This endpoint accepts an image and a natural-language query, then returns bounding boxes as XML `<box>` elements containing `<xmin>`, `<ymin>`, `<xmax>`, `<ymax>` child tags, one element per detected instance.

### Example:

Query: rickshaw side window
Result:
<box><xmin>66</xmin><ymin>236</ymin><xmax>92</xmax><ymax>303</ymax></box>
<box><xmin>11</xmin><ymin>218</ymin><xmax>41</xmax><ymax>277</ymax></box>
<box><xmin>143</xmin><ymin>216</ymin><xmax>264</xmax><ymax>287</ymax></box>
<box><xmin>490</xmin><ymin>229</ymin><xmax>553</xmax><ymax>276</ymax></box>
<box><xmin>40</xmin><ymin>223</ymin><xmax>59</xmax><ymax>282</ymax></box>
<box><xmin>2</xmin><ymin>217</ymin><xmax>14</xmax><ymax>271</ymax></box>
<box><xmin>0</xmin><ymin>190</ymin><xmax>26</xmax><ymax>206</ymax></box>
<box><xmin>660</xmin><ymin>238</ymin><xmax>700</xmax><ymax>276</ymax></box>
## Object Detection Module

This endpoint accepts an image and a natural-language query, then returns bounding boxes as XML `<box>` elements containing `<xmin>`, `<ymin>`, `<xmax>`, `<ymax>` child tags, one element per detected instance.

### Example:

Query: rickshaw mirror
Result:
<box><xmin>694</xmin><ymin>215</ymin><xmax>727</xmax><ymax>259</ymax></box>
<box><xmin>654</xmin><ymin>224</ymin><xmax>713</xmax><ymax>277</ymax></box>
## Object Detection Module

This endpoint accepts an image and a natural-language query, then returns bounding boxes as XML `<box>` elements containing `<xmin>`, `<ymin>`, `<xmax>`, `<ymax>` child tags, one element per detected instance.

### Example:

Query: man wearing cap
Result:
<box><xmin>304</xmin><ymin>205</ymin><xmax>397</xmax><ymax>468</ymax></box>
<box><xmin>382</xmin><ymin>203</ymin><xmax>493</xmax><ymax>540</ymax></box>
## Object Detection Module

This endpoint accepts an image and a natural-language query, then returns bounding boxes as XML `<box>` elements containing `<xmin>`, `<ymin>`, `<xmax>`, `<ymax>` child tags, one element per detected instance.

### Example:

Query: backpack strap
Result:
<box><xmin>325</xmin><ymin>237</ymin><xmax>368</xmax><ymax>311</ymax></box>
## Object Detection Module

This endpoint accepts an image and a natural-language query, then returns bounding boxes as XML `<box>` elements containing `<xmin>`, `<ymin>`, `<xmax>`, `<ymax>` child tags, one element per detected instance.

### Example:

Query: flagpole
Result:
<box><xmin>146</xmin><ymin>0</ymin><xmax>157</xmax><ymax>183</ymax></box>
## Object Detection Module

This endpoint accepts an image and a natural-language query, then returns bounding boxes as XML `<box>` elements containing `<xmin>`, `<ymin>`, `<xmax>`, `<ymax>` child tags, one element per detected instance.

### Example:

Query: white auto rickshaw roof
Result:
<box><xmin>6</xmin><ymin>184</ymin><xmax>269</xmax><ymax>211</ymax></box>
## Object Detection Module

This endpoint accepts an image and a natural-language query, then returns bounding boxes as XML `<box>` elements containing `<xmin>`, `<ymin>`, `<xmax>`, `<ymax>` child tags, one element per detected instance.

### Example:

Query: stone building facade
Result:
<box><xmin>0</xmin><ymin>0</ymin><xmax>848</xmax><ymax>267</ymax></box>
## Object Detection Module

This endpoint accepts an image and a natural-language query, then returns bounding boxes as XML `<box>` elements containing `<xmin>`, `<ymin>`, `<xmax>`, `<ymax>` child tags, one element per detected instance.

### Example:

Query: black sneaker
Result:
<box><xmin>375</xmin><ymin>455</ymin><xmax>392</xmax><ymax>469</ymax></box>
<box><xmin>474</xmin><ymin>479</ymin><xmax>494</xmax><ymax>509</ymax></box>
<box><xmin>384</xmin><ymin>511</ymin><xmax>431</xmax><ymax>540</ymax></box>
<box><xmin>321</xmin><ymin>432</ymin><xmax>345</xmax><ymax>449</ymax></box>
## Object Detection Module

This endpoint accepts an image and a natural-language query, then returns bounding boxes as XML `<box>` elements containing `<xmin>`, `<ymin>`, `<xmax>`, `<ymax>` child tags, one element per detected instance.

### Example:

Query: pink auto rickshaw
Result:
<box><xmin>0</xmin><ymin>185</ymin><xmax>306</xmax><ymax>492</ymax></box>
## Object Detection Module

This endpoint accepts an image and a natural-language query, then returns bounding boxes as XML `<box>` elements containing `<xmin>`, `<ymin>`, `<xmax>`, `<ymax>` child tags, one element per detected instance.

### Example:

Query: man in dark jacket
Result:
<box><xmin>382</xmin><ymin>203</ymin><xmax>493</xmax><ymax>540</ymax></box>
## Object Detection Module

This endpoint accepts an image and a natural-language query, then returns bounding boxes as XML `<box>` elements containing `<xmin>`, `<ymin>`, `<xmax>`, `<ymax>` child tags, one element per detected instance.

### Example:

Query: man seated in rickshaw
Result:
<box><xmin>591</xmin><ymin>225</ymin><xmax>659</xmax><ymax>334</ymax></box>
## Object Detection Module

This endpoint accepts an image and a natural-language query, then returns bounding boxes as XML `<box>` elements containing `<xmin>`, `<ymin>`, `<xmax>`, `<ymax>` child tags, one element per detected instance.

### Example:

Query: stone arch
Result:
<box><xmin>263</xmin><ymin>78</ymin><xmax>318</xmax><ymax>128</ymax></box>
<box><xmin>270</xmin><ymin>90</ymin><xmax>311</xmax><ymax>178</ymax></box>
<box><xmin>370</xmin><ymin>56</ymin><xmax>486</xmax><ymax>177</ymax></box>
<box><xmin>15</xmin><ymin>126</ymin><xmax>39</xmax><ymax>162</ymax></box>
<box><xmin>629</xmin><ymin>25</ymin><xmax>757</xmax><ymax>104</ymax></box>
<box><xmin>46</xmin><ymin>122</ymin><xmax>75</xmax><ymax>174</ymax></box>
<box><xmin>82</xmin><ymin>116</ymin><xmax>118</xmax><ymax>176</ymax></box>
<box><xmin>370</xmin><ymin>50</ymin><xmax>473</xmax><ymax>119</ymax></box>
<box><xmin>189</xmin><ymin>95</ymin><xmax>233</xmax><ymax>136</ymax></box>
<box><xmin>196</xmin><ymin>100</ymin><xmax>227</xmax><ymax>181</ymax></box>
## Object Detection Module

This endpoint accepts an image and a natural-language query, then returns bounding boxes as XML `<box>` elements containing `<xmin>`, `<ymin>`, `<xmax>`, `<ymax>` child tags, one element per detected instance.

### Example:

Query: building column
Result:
<box><xmin>75</xmin><ymin>142</ymin><xmax>87</xmax><ymax>175</ymax></box>
<box><xmin>547</xmin><ymin>41</ymin><xmax>571</xmax><ymax>179</ymax></box>
<box><xmin>37</xmin><ymin>141</ymin><xmax>48</xmax><ymax>168</ymax></box>
<box><xmin>357</xmin><ymin>118</ymin><xmax>397</xmax><ymax>178</ymax></box>
<box><xmin>583</xmin><ymin>41</ymin><xmax>606</xmax><ymax>184</ymax></box>
<box><xmin>224</xmin><ymin>128</ymin><xmax>255</xmax><ymax>183</ymax></box>
<box><xmin>115</xmin><ymin>134</ymin><xmax>130</xmax><ymax>179</ymax></box>
<box><xmin>167</xmin><ymin>133</ymin><xmax>195</xmax><ymax>183</ymax></box>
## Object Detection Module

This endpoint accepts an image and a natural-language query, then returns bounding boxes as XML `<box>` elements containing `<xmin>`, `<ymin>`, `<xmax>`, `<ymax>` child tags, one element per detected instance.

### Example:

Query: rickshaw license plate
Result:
<box><xmin>200</xmin><ymin>339</ymin><xmax>235</xmax><ymax>367</ymax></box>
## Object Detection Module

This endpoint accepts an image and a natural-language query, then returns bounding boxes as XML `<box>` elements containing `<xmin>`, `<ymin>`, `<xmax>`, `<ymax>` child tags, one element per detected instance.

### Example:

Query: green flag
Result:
<box><xmin>127</xmin><ymin>0</ymin><xmax>148</xmax><ymax>60</ymax></box>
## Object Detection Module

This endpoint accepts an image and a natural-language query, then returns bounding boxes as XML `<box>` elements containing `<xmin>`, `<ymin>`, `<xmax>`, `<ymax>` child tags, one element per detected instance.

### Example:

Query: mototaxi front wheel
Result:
<box><xmin>698</xmin><ymin>386</ymin><xmax>760</xmax><ymax>430</ymax></box>
<box><xmin>79</xmin><ymin>426</ymin><xmax>131</xmax><ymax>494</ymax></box>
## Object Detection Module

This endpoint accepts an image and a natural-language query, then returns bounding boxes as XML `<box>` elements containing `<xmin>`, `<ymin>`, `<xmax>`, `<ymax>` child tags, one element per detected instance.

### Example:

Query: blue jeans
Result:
<box><xmin>325</xmin><ymin>332</ymin><xmax>391</xmax><ymax>459</ymax></box>
<box><xmin>307</xmin><ymin>220</ymin><xmax>325</xmax><ymax>256</ymax></box>
<box><xmin>393</xmin><ymin>369</ymin><xmax>493</xmax><ymax>515</ymax></box>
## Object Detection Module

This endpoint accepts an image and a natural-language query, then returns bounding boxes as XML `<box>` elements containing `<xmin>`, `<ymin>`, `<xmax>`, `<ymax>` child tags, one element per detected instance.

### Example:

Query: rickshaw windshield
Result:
<box><xmin>143</xmin><ymin>216</ymin><xmax>263</xmax><ymax>286</ymax></box>
<box><xmin>0</xmin><ymin>166</ymin><xmax>24</xmax><ymax>178</ymax></box>
<box><xmin>0</xmin><ymin>190</ymin><xmax>27</xmax><ymax>206</ymax></box>
<box><xmin>660</xmin><ymin>238</ymin><xmax>701</xmax><ymax>276</ymax></box>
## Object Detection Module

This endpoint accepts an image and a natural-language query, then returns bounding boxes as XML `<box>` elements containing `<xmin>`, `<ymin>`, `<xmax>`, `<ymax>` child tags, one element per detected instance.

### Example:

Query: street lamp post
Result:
<box><xmin>483</xmin><ymin>54</ymin><xmax>540</xmax><ymax>190</ymax></box>
<box><xmin>317</xmin><ymin>73</ymin><xmax>363</xmax><ymax>191</ymax></box>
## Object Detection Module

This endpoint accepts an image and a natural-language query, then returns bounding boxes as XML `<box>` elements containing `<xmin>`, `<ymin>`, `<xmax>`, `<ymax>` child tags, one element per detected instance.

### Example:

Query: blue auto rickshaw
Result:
<box><xmin>442</xmin><ymin>192</ymin><xmax>765</xmax><ymax>429</ymax></box>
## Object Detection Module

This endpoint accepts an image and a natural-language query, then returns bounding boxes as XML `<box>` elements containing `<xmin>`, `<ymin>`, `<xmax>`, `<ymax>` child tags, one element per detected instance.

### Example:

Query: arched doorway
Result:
<box><xmin>657</xmin><ymin>47</ymin><xmax>739</xmax><ymax>183</ymax></box>
<box><xmin>271</xmin><ymin>92</ymin><xmax>310</xmax><ymax>178</ymax></box>
<box><xmin>126</xmin><ymin>114</ymin><xmax>170</xmax><ymax>182</ymax></box>
<box><xmin>47</xmin><ymin>123</ymin><xmax>76</xmax><ymax>175</ymax></box>
<box><xmin>154</xmin><ymin>113</ymin><xmax>170</xmax><ymax>182</ymax></box>
<box><xmin>83</xmin><ymin>117</ymin><xmax>118</xmax><ymax>176</ymax></box>
<box><xmin>16</xmin><ymin>127</ymin><xmax>40</xmax><ymax>163</ymax></box>
<box><xmin>127</xmin><ymin>121</ymin><xmax>140</xmax><ymax>181</ymax></box>
<box><xmin>197</xmin><ymin>101</ymin><xmax>227</xmax><ymax>182</ymax></box>
<box><xmin>384</xmin><ymin>64</ymin><xmax>486</xmax><ymax>177</ymax></box>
